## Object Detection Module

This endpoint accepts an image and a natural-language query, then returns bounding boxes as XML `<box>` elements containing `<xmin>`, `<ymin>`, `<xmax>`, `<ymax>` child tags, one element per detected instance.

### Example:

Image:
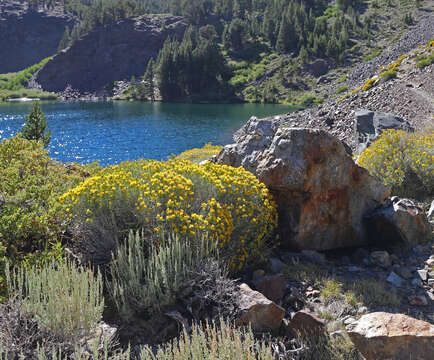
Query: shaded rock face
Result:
<box><xmin>32</xmin><ymin>15</ymin><xmax>187</xmax><ymax>94</ymax></box>
<box><xmin>0</xmin><ymin>1</ymin><xmax>75</xmax><ymax>73</ymax></box>
<box><xmin>216</xmin><ymin>119</ymin><xmax>389</xmax><ymax>250</ymax></box>
<box><xmin>347</xmin><ymin>312</ymin><xmax>434</xmax><ymax>360</ymax></box>
<box><xmin>354</xmin><ymin>109</ymin><xmax>414</xmax><ymax>154</ymax></box>
<box><xmin>365</xmin><ymin>198</ymin><xmax>431</xmax><ymax>247</ymax></box>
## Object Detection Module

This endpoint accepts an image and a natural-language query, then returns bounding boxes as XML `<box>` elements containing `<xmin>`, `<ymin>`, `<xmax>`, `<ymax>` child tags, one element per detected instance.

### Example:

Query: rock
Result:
<box><xmin>236</xmin><ymin>283</ymin><xmax>285</xmax><ymax>332</ymax></box>
<box><xmin>370</xmin><ymin>251</ymin><xmax>391</xmax><ymax>268</ymax></box>
<box><xmin>32</xmin><ymin>14</ymin><xmax>187</xmax><ymax>94</ymax></box>
<box><xmin>252</xmin><ymin>269</ymin><xmax>265</xmax><ymax>281</ymax></box>
<box><xmin>386</xmin><ymin>271</ymin><xmax>404</xmax><ymax>287</ymax></box>
<box><xmin>288</xmin><ymin>310</ymin><xmax>326</xmax><ymax>337</ymax></box>
<box><xmin>351</xmin><ymin>247</ymin><xmax>370</xmax><ymax>264</ymax></box>
<box><xmin>309</xmin><ymin>59</ymin><xmax>330</xmax><ymax>77</ymax></box>
<box><xmin>347</xmin><ymin>312</ymin><xmax>434</xmax><ymax>360</ymax></box>
<box><xmin>357</xmin><ymin>306</ymin><xmax>368</xmax><ymax>314</ymax></box>
<box><xmin>426</xmin><ymin>258</ymin><xmax>434</xmax><ymax>266</ymax></box>
<box><xmin>344</xmin><ymin>317</ymin><xmax>356</xmax><ymax>325</ymax></box>
<box><xmin>354</xmin><ymin>109</ymin><xmax>413</xmax><ymax>154</ymax></box>
<box><xmin>254</xmin><ymin>274</ymin><xmax>287</xmax><ymax>303</ymax></box>
<box><xmin>0</xmin><ymin>2</ymin><xmax>76</xmax><ymax>73</ymax></box>
<box><xmin>83</xmin><ymin>322</ymin><xmax>117</xmax><ymax>352</ymax></box>
<box><xmin>365</xmin><ymin>198</ymin><xmax>431</xmax><ymax>248</ymax></box>
<box><xmin>412</xmin><ymin>278</ymin><xmax>423</xmax><ymax>287</ymax></box>
<box><xmin>216</xmin><ymin>126</ymin><xmax>389</xmax><ymax>250</ymax></box>
<box><xmin>269</xmin><ymin>257</ymin><xmax>284</xmax><ymax>274</ymax></box>
<box><xmin>408</xmin><ymin>295</ymin><xmax>428</xmax><ymax>306</ymax></box>
<box><xmin>396</xmin><ymin>267</ymin><xmax>413</xmax><ymax>279</ymax></box>
<box><xmin>428</xmin><ymin>200</ymin><xmax>434</xmax><ymax>220</ymax></box>
<box><xmin>418</xmin><ymin>269</ymin><xmax>428</xmax><ymax>281</ymax></box>
<box><xmin>301</xmin><ymin>250</ymin><xmax>326</xmax><ymax>263</ymax></box>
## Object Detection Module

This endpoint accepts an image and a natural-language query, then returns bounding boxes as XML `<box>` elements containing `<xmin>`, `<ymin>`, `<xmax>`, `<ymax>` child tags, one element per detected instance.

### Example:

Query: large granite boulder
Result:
<box><xmin>216</xmin><ymin>119</ymin><xmax>389</xmax><ymax>250</ymax></box>
<box><xmin>354</xmin><ymin>109</ymin><xmax>413</xmax><ymax>154</ymax></box>
<box><xmin>347</xmin><ymin>312</ymin><xmax>434</xmax><ymax>360</ymax></box>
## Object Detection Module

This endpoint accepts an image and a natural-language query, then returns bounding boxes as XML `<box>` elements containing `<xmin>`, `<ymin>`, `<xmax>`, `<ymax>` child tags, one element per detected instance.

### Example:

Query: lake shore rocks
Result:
<box><xmin>216</xmin><ymin>122</ymin><xmax>390</xmax><ymax>250</ymax></box>
<box><xmin>347</xmin><ymin>312</ymin><xmax>434</xmax><ymax>360</ymax></box>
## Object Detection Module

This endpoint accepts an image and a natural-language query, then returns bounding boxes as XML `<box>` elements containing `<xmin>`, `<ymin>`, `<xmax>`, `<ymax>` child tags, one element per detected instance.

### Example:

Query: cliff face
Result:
<box><xmin>32</xmin><ymin>15</ymin><xmax>188</xmax><ymax>94</ymax></box>
<box><xmin>0</xmin><ymin>1</ymin><xmax>75</xmax><ymax>73</ymax></box>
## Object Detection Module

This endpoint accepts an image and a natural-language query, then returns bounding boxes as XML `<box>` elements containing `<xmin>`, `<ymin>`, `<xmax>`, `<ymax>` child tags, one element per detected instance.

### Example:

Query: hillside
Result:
<box><xmin>0</xmin><ymin>1</ymin><xmax>75</xmax><ymax>73</ymax></box>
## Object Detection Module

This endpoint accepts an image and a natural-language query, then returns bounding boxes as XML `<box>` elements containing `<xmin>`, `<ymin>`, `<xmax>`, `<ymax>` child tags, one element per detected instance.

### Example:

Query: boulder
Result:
<box><xmin>309</xmin><ymin>59</ymin><xmax>330</xmax><ymax>77</ymax></box>
<box><xmin>288</xmin><ymin>310</ymin><xmax>326</xmax><ymax>337</ymax></box>
<box><xmin>365</xmin><ymin>198</ymin><xmax>431</xmax><ymax>247</ymax></box>
<box><xmin>370</xmin><ymin>251</ymin><xmax>391</xmax><ymax>268</ymax></box>
<box><xmin>216</xmin><ymin>124</ymin><xmax>389</xmax><ymax>250</ymax></box>
<box><xmin>354</xmin><ymin>109</ymin><xmax>413</xmax><ymax>154</ymax></box>
<box><xmin>236</xmin><ymin>283</ymin><xmax>285</xmax><ymax>332</ymax></box>
<box><xmin>347</xmin><ymin>312</ymin><xmax>434</xmax><ymax>360</ymax></box>
<box><xmin>253</xmin><ymin>274</ymin><xmax>287</xmax><ymax>303</ymax></box>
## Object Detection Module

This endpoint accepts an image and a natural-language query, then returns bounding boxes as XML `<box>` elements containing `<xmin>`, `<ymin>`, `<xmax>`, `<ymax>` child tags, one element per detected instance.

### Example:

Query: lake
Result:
<box><xmin>0</xmin><ymin>101</ymin><xmax>295</xmax><ymax>165</ymax></box>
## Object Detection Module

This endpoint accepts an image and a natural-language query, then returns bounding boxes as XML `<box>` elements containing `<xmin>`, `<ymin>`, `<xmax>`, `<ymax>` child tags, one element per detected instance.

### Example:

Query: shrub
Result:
<box><xmin>335</xmin><ymin>85</ymin><xmax>349</xmax><ymax>95</ymax></box>
<box><xmin>0</xmin><ymin>136</ymin><xmax>92</xmax><ymax>297</ymax></box>
<box><xmin>297</xmin><ymin>93</ymin><xmax>323</xmax><ymax>107</ymax></box>
<box><xmin>60</xmin><ymin>159</ymin><xmax>277</xmax><ymax>270</ymax></box>
<box><xmin>175</xmin><ymin>143</ymin><xmax>223</xmax><ymax>163</ymax></box>
<box><xmin>362</xmin><ymin>78</ymin><xmax>376</xmax><ymax>91</ymax></box>
<box><xmin>7</xmin><ymin>260</ymin><xmax>104</xmax><ymax>340</ymax></box>
<box><xmin>379</xmin><ymin>69</ymin><xmax>397</xmax><ymax>81</ymax></box>
<box><xmin>139</xmin><ymin>320</ymin><xmax>274</xmax><ymax>360</ymax></box>
<box><xmin>109</xmin><ymin>230</ymin><xmax>216</xmax><ymax>320</ymax></box>
<box><xmin>357</xmin><ymin>129</ymin><xmax>433</xmax><ymax>199</ymax></box>
<box><xmin>416</xmin><ymin>53</ymin><xmax>434</xmax><ymax>69</ymax></box>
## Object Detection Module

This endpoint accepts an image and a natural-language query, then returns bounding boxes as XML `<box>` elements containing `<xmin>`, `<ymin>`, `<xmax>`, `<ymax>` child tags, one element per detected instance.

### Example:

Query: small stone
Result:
<box><xmin>408</xmin><ymin>295</ymin><xmax>428</xmax><ymax>306</ymax></box>
<box><xmin>348</xmin><ymin>266</ymin><xmax>362</xmax><ymax>272</ymax></box>
<box><xmin>344</xmin><ymin>317</ymin><xmax>356</xmax><ymax>325</ymax></box>
<box><xmin>358</xmin><ymin>306</ymin><xmax>368</xmax><ymax>314</ymax></box>
<box><xmin>371</xmin><ymin>251</ymin><xmax>391</xmax><ymax>268</ymax></box>
<box><xmin>301</xmin><ymin>250</ymin><xmax>326</xmax><ymax>263</ymax></box>
<box><xmin>428</xmin><ymin>200</ymin><xmax>434</xmax><ymax>219</ymax></box>
<box><xmin>330</xmin><ymin>330</ymin><xmax>346</xmax><ymax>339</ymax></box>
<box><xmin>396</xmin><ymin>267</ymin><xmax>413</xmax><ymax>279</ymax></box>
<box><xmin>386</xmin><ymin>271</ymin><xmax>404</xmax><ymax>287</ymax></box>
<box><xmin>351</xmin><ymin>248</ymin><xmax>369</xmax><ymax>264</ymax></box>
<box><xmin>426</xmin><ymin>258</ymin><xmax>434</xmax><ymax>266</ymax></box>
<box><xmin>306</xmin><ymin>290</ymin><xmax>321</xmax><ymax>298</ymax></box>
<box><xmin>417</xmin><ymin>269</ymin><xmax>428</xmax><ymax>281</ymax></box>
<box><xmin>269</xmin><ymin>257</ymin><xmax>283</xmax><ymax>274</ymax></box>
<box><xmin>428</xmin><ymin>279</ymin><xmax>434</xmax><ymax>287</ymax></box>
<box><xmin>252</xmin><ymin>269</ymin><xmax>265</xmax><ymax>281</ymax></box>
<box><xmin>412</xmin><ymin>278</ymin><xmax>423</xmax><ymax>287</ymax></box>
<box><xmin>389</xmin><ymin>254</ymin><xmax>400</xmax><ymax>264</ymax></box>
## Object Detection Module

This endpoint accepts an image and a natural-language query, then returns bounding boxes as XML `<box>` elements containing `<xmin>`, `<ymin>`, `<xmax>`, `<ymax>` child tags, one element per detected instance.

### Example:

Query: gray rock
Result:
<box><xmin>354</xmin><ymin>109</ymin><xmax>413</xmax><ymax>154</ymax></box>
<box><xmin>411</xmin><ymin>278</ymin><xmax>423</xmax><ymax>287</ymax></box>
<box><xmin>428</xmin><ymin>200</ymin><xmax>434</xmax><ymax>220</ymax></box>
<box><xmin>386</xmin><ymin>271</ymin><xmax>404</xmax><ymax>287</ymax></box>
<box><xmin>396</xmin><ymin>267</ymin><xmax>413</xmax><ymax>279</ymax></box>
<box><xmin>370</xmin><ymin>251</ymin><xmax>391</xmax><ymax>268</ymax></box>
<box><xmin>417</xmin><ymin>269</ymin><xmax>428</xmax><ymax>281</ymax></box>
<box><xmin>269</xmin><ymin>257</ymin><xmax>284</xmax><ymax>274</ymax></box>
<box><xmin>301</xmin><ymin>250</ymin><xmax>326</xmax><ymax>264</ymax></box>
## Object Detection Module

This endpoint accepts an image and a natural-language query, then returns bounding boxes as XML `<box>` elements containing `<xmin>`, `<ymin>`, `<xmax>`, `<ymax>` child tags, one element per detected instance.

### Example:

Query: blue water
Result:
<box><xmin>0</xmin><ymin>101</ymin><xmax>294</xmax><ymax>165</ymax></box>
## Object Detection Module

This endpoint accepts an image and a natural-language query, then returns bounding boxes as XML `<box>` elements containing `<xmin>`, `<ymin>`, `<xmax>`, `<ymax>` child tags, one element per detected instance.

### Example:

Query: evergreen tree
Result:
<box><xmin>21</xmin><ymin>102</ymin><xmax>51</xmax><ymax>148</ymax></box>
<box><xmin>143</xmin><ymin>58</ymin><xmax>155</xmax><ymax>101</ymax></box>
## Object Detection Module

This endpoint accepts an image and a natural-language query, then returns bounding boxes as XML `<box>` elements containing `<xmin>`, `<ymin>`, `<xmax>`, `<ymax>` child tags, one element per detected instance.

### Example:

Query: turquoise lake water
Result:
<box><xmin>0</xmin><ymin>101</ymin><xmax>294</xmax><ymax>165</ymax></box>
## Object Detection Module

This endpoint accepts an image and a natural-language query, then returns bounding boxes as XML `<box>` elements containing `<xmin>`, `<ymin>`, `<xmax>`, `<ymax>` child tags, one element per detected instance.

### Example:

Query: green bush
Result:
<box><xmin>297</xmin><ymin>93</ymin><xmax>323</xmax><ymax>107</ymax></box>
<box><xmin>357</xmin><ymin>129</ymin><xmax>433</xmax><ymax>199</ymax></box>
<box><xmin>7</xmin><ymin>260</ymin><xmax>104</xmax><ymax>340</ymax></box>
<box><xmin>60</xmin><ymin>159</ymin><xmax>277</xmax><ymax>271</ymax></box>
<box><xmin>416</xmin><ymin>53</ymin><xmax>434</xmax><ymax>68</ymax></box>
<box><xmin>379</xmin><ymin>69</ymin><xmax>397</xmax><ymax>81</ymax></box>
<box><xmin>335</xmin><ymin>85</ymin><xmax>349</xmax><ymax>95</ymax></box>
<box><xmin>0</xmin><ymin>136</ymin><xmax>93</xmax><ymax>299</ymax></box>
<box><xmin>109</xmin><ymin>230</ymin><xmax>216</xmax><ymax>320</ymax></box>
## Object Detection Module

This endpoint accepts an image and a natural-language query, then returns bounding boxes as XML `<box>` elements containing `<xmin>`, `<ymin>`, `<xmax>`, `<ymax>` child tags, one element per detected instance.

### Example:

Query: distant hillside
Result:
<box><xmin>0</xmin><ymin>1</ymin><xmax>75</xmax><ymax>73</ymax></box>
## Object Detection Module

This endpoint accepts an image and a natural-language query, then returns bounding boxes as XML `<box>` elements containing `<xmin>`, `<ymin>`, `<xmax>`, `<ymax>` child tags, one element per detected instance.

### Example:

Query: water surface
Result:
<box><xmin>0</xmin><ymin>101</ymin><xmax>295</xmax><ymax>165</ymax></box>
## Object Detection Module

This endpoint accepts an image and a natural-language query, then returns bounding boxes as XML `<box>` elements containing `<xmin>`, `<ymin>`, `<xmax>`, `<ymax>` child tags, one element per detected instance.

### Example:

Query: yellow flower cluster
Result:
<box><xmin>357</xmin><ymin>129</ymin><xmax>433</xmax><ymax>197</ymax></box>
<box><xmin>175</xmin><ymin>143</ymin><xmax>223</xmax><ymax>163</ymax></box>
<box><xmin>60</xmin><ymin>159</ymin><xmax>278</xmax><ymax>270</ymax></box>
<box><xmin>363</xmin><ymin>78</ymin><xmax>376</xmax><ymax>91</ymax></box>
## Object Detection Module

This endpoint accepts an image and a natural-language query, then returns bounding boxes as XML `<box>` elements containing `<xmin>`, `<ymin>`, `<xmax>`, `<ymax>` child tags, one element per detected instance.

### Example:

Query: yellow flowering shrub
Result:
<box><xmin>60</xmin><ymin>159</ymin><xmax>278</xmax><ymax>270</ymax></box>
<box><xmin>357</xmin><ymin>129</ymin><xmax>434</xmax><ymax>199</ymax></box>
<box><xmin>175</xmin><ymin>143</ymin><xmax>223</xmax><ymax>163</ymax></box>
<box><xmin>363</xmin><ymin>78</ymin><xmax>376</xmax><ymax>91</ymax></box>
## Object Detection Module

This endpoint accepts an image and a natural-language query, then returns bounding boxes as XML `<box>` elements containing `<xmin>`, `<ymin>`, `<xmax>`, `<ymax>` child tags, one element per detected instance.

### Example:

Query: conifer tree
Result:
<box><xmin>57</xmin><ymin>26</ymin><xmax>71</xmax><ymax>52</ymax></box>
<box><xmin>144</xmin><ymin>58</ymin><xmax>155</xmax><ymax>101</ymax></box>
<box><xmin>22</xmin><ymin>102</ymin><xmax>51</xmax><ymax>148</ymax></box>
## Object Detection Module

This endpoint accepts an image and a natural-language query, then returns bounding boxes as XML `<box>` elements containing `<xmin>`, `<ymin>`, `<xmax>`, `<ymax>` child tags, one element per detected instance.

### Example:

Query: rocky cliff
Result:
<box><xmin>31</xmin><ymin>15</ymin><xmax>188</xmax><ymax>95</ymax></box>
<box><xmin>0</xmin><ymin>1</ymin><xmax>75</xmax><ymax>73</ymax></box>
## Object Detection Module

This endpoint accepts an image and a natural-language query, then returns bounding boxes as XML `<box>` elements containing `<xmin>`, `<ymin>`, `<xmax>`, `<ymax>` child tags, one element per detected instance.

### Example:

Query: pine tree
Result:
<box><xmin>144</xmin><ymin>58</ymin><xmax>155</xmax><ymax>101</ymax></box>
<box><xmin>22</xmin><ymin>102</ymin><xmax>51</xmax><ymax>148</ymax></box>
